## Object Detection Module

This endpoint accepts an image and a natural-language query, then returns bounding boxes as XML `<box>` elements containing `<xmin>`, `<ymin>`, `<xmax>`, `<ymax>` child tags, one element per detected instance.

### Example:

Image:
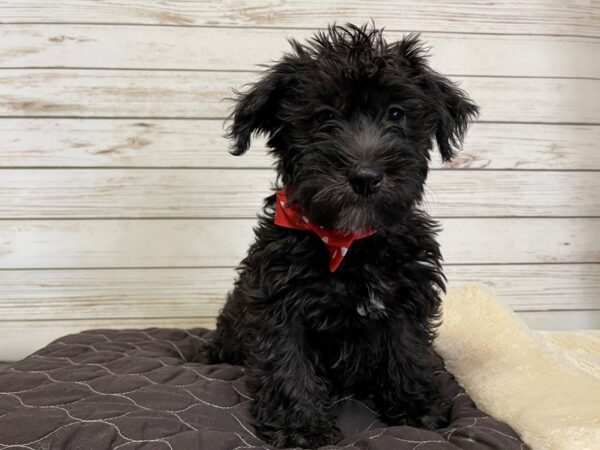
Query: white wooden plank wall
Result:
<box><xmin>0</xmin><ymin>1</ymin><xmax>599</xmax><ymax>361</ymax></box>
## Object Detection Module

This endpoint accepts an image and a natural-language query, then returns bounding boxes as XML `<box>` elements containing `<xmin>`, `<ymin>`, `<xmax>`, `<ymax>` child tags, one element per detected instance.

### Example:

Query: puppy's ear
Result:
<box><xmin>396</xmin><ymin>34</ymin><xmax>479</xmax><ymax>161</ymax></box>
<box><xmin>422</xmin><ymin>70</ymin><xmax>479</xmax><ymax>161</ymax></box>
<box><xmin>227</xmin><ymin>60</ymin><xmax>295</xmax><ymax>156</ymax></box>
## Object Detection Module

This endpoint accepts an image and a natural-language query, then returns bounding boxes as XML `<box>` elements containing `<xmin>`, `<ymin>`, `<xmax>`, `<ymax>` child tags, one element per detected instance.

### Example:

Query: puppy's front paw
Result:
<box><xmin>259</xmin><ymin>424</ymin><xmax>343</xmax><ymax>449</ymax></box>
<box><xmin>378</xmin><ymin>397</ymin><xmax>450</xmax><ymax>431</ymax></box>
<box><xmin>412</xmin><ymin>411</ymin><xmax>448</xmax><ymax>430</ymax></box>
<box><xmin>407</xmin><ymin>402</ymin><xmax>450</xmax><ymax>430</ymax></box>
<box><xmin>293</xmin><ymin>426</ymin><xmax>343</xmax><ymax>449</ymax></box>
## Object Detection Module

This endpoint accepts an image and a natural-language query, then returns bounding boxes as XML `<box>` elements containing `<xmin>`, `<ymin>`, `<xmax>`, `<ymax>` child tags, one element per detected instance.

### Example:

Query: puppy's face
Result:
<box><xmin>229</xmin><ymin>25</ymin><xmax>478</xmax><ymax>233</ymax></box>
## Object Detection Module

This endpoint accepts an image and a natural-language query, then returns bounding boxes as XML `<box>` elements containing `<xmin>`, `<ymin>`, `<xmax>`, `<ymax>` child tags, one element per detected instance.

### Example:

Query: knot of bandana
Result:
<box><xmin>274</xmin><ymin>189</ymin><xmax>376</xmax><ymax>272</ymax></box>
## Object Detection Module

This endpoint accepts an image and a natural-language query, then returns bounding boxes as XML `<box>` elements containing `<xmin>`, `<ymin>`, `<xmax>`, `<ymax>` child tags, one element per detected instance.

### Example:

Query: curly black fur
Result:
<box><xmin>210</xmin><ymin>24</ymin><xmax>478</xmax><ymax>448</ymax></box>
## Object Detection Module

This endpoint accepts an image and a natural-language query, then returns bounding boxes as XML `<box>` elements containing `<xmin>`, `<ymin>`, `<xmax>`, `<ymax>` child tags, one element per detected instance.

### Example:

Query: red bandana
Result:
<box><xmin>274</xmin><ymin>189</ymin><xmax>376</xmax><ymax>272</ymax></box>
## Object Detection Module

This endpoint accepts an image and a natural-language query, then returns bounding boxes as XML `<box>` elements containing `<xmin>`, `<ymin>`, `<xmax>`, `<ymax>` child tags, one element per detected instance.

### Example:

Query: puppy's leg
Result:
<box><xmin>210</xmin><ymin>309</ymin><xmax>245</xmax><ymax>365</ymax></box>
<box><xmin>250</xmin><ymin>325</ymin><xmax>342</xmax><ymax>448</ymax></box>
<box><xmin>374</xmin><ymin>328</ymin><xmax>448</xmax><ymax>430</ymax></box>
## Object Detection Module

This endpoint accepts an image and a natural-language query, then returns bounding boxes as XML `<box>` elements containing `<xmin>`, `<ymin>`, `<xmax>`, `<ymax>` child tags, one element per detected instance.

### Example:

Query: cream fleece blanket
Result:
<box><xmin>435</xmin><ymin>284</ymin><xmax>600</xmax><ymax>450</ymax></box>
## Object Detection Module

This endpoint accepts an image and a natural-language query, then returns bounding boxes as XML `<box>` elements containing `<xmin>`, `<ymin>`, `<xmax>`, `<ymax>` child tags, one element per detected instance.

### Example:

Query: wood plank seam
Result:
<box><xmin>1</xmin><ymin>23</ymin><xmax>599</xmax><ymax>38</ymax></box>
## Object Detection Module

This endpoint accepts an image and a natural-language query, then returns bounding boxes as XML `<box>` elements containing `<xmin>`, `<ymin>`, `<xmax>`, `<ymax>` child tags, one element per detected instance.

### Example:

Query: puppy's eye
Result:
<box><xmin>388</xmin><ymin>107</ymin><xmax>404</xmax><ymax>122</ymax></box>
<box><xmin>316</xmin><ymin>110</ymin><xmax>335</xmax><ymax>124</ymax></box>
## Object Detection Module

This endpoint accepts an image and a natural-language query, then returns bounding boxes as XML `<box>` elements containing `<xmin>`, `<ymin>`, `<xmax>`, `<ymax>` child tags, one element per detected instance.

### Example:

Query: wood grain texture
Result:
<box><xmin>0</xmin><ymin>119</ymin><xmax>263</xmax><ymax>168</ymax></box>
<box><xmin>0</xmin><ymin>70</ymin><xmax>599</xmax><ymax>123</ymax></box>
<box><xmin>0</xmin><ymin>265</ymin><xmax>597</xmax><ymax>322</ymax></box>
<box><xmin>1</xmin><ymin>310</ymin><xmax>598</xmax><ymax>362</ymax></box>
<box><xmin>0</xmin><ymin>317</ymin><xmax>216</xmax><ymax>362</ymax></box>
<box><xmin>0</xmin><ymin>1</ymin><xmax>597</xmax><ymax>36</ymax></box>
<box><xmin>1</xmin><ymin>169</ymin><xmax>599</xmax><ymax>218</ymax></box>
<box><xmin>0</xmin><ymin>218</ymin><xmax>597</xmax><ymax>269</ymax></box>
<box><xmin>0</xmin><ymin>0</ymin><xmax>597</xmax><ymax>346</ymax></box>
<box><xmin>0</xmin><ymin>219</ymin><xmax>256</xmax><ymax>269</ymax></box>
<box><xmin>444</xmin><ymin>265</ymin><xmax>600</xmax><ymax>310</ymax></box>
<box><xmin>517</xmin><ymin>310</ymin><xmax>600</xmax><ymax>331</ymax></box>
<box><xmin>0</xmin><ymin>169</ymin><xmax>273</xmax><ymax>218</ymax></box>
<box><xmin>452</xmin><ymin>124</ymin><xmax>600</xmax><ymax>170</ymax></box>
<box><xmin>2</xmin><ymin>25</ymin><xmax>599</xmax><ymax>78</ymax></box>
<box><xmin>2</xmin><ymin>120</ymin><xmax>599</xmax><ymax>170</ymax></box>
<box><xmin>0</xmin><ymin>268</ymin><xmax>235</xmax><ymax>320</ymax></box>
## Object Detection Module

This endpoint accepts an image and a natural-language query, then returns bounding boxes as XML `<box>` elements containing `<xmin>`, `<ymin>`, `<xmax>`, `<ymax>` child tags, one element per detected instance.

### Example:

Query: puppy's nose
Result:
<box><xmin>349</xmin><ymin>166</ymin><xmax>384</xmax><ymax>195</ymax></box>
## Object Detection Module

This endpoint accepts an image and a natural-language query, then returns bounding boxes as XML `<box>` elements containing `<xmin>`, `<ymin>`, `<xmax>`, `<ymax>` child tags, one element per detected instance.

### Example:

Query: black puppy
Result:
<box><xmin>211</xmin><ymin>24</ymin><xmax>478</xmax><ymax>448</ymax></box>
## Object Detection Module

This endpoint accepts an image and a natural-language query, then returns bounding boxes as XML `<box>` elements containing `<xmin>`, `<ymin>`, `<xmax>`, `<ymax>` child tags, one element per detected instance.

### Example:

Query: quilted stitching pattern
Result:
<box><xmin>0</xmin><ymin>328</ymin><xmax>527</xmax><ymax>449</ymax></box>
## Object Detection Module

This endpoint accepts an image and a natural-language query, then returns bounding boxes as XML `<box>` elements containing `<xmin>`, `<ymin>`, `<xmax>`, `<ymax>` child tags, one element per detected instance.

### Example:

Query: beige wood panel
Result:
<box><xmin>0</xmin><ymin>118</ymin><xmax>269</xmax><ymax>168</ymax></box>
<box><xmin>2</xmin><ymin>310</ymin><xmax>599</xmax><ymax>362</ymax></box>
<box><xmin>444</xmin><ymin>265</ymin><xmax>600</xmax><ymax>310</ymax></box>
<box><xmin>0</xmin><ymin>318</ymin><xmax>216</xmax><ymax>362</ymax></box>
<box><xmin>0</xmin><ymin>169</ymin><xmax>273</xmax><ymax>218</ymax></box>
<box><xmin>451</xmin><ymin>124</ymin><xmax>600</xmax><ymax>170</ymax></box>
<box><xmin>1</xmin><ymin>70</ymin><xmax>599</xmax><ymax>123</ymax></box>
<box><xmin>2</xmin><ymin>120</ymin><xmax>598</xmax><ymax>170</ymax></box>
<box><xmin>0</xmin><ymin>218</ymin><xmax>597</xmax><ymax>269</ymax></box>
<box><xmin>1</xmin><ymin>169</ymin><xmax>599</xmax><ymax>218</ymax></box>
<box><xmin>0</xmin><ymin>265</ymin><xmax>597</xmax><ymax>322</ymax></box>
<box><xmin>2</xmin><ymin>25</ymin><xmax>599</xmax><ymax>78</ymax></box>
<box><xmin>0</xmin><ymin>268</ymin><xmax>234</xmax><ymax>320</ymax></box>
<box><xmin>0</xmin><ymin>1</ymin><xmax>597</xmax><ymax>36</ymax></box>
<box><xmin>516</xmin><ymin>310</ymin><xmax>600</xmax><ymax>331</ymax></box>
<box><xmin>0</xmin><ymin>0</ymin><xmax>597</xmax><ymax>351</ymax></box>
<box><xmin>0</xmin><ymin>219</ymin><xmax>256</xmax><ymax>269</ymax></box>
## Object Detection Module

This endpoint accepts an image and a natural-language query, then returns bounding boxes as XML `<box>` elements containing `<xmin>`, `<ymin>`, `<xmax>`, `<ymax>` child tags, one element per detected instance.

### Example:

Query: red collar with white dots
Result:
<box><xmin>274</xmin><ymin>189</ymin><xmax>376</xmax><ymax>272</ymax></box>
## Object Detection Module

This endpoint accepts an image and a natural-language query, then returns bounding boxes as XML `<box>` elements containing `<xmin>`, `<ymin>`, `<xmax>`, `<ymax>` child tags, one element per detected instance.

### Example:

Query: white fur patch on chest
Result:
<box><xmin>356</xmin><ymin>287</ymin><xmax>387</xmax><ymax>318</ymax></box>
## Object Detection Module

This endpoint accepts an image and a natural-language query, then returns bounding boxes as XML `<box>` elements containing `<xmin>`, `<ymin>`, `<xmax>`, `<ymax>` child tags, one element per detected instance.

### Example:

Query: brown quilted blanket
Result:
<box><xmin>0</xmin><ymin>328</ymin><xmax>527</xmax><ymax>449</ymax></box>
